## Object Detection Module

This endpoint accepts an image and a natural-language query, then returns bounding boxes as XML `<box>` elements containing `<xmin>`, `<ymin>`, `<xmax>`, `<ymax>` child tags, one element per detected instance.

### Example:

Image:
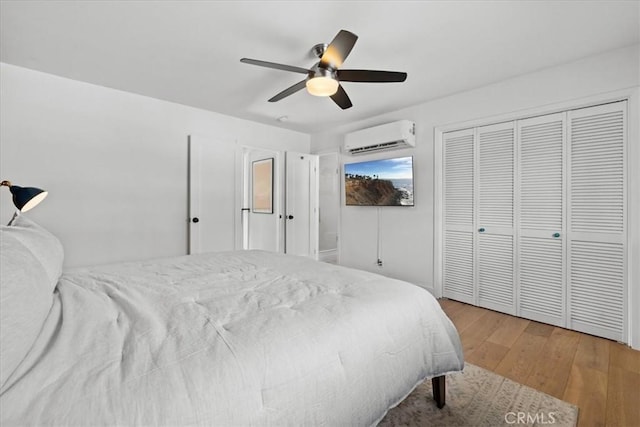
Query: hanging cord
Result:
<box><xmin>376</xmin><ymin>207</ymin><xmax>382</xmax><ymax>267</ymax></box>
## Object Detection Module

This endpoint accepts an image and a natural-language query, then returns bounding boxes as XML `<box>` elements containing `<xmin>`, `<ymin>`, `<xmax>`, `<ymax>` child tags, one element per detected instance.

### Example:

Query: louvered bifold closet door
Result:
<box><xmin>477</xmin><ymin>122</ymin><xmax>515</xmax><ymax>314</ymax></box>
<box><xmin>443</xmin><ymin>128</ymin><xmax>475</xmax><ymax>304</ymax></box>
<box><xmin>568</xmin><ymin>101</ymin><xmax>627</xmax><ymax>341</ymax></box>
<box><xmin>517</xmin><ymin>113</ymin><xmax>566</xmax><ymax>326</ymax></box>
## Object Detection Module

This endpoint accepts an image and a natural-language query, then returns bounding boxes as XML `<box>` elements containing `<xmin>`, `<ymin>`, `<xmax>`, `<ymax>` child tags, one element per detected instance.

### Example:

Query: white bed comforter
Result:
<box><xmin>1</xmin><ymin>250</ymin><xmax>463</xmax><ymax>426</ymax></box>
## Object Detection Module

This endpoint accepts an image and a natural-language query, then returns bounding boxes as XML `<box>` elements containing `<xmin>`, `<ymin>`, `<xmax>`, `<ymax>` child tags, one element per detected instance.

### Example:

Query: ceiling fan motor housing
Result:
<box><xmin>309</xmin><ymin>64</ymin><xmax>336</xmax><ymax>80</ymax></box>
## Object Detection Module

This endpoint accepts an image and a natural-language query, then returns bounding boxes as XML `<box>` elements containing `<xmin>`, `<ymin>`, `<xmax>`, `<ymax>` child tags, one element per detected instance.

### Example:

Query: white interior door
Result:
<box><xmin>476</xmin><ymin>122</ymin><xmax>516</xmax><ymax>315</ymax></box>
<box><xmin>567</xmin><ymin>101</ymin><xmax>627</xmax><ymax>341</ymax></box>
<box><xmin>285</xmin><ymin>151</ymin><xmax>319</xmax><ymax>258</ymax></box>
<box><xmin>442</xmin><ymin>128</ymin><xmax>475</xmax><ymax>304</ymax></box>
<box><xmin>517</xmin><ymin>112</ymin><xmax>566</xmax><ymax>326</ymax></box>
<box><xmin>188</xmin><ymin>135</ymin><xmax>238</xmax><ymax>254</ymax></box>
<box><xmin>243</xmin><ymin>147</ymin><xmax>282</xmax><ymax>252</ymax></box>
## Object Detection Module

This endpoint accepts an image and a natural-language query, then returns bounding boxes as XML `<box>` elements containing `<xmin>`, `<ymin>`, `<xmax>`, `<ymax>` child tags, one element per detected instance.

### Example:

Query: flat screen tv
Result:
<box><xmin>344</xmin><ymin>156</ymin><xmax>414</xmax><ymax>206</ymax></box>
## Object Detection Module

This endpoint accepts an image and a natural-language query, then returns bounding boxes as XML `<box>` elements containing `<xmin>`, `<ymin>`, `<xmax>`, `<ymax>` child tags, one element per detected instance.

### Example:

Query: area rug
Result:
<box><xmin>379</xmin><ymin>363</ymin><xmax>578</xmax><ymax>427</ymax></box>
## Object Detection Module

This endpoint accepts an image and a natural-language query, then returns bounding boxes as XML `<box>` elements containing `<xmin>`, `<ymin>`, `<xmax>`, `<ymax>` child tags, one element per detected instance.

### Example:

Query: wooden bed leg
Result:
<box><xmin>432</xmin><ymin>375</ymin><xmax>446</xmax><ymax>409</ymax></box>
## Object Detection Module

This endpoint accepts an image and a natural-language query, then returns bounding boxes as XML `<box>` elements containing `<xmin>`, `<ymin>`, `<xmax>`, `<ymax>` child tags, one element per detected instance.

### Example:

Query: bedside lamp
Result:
<box><xmin>1</xmin><ymin>180</ymin><xmax>48</xmax><ymax>212</ymax></box>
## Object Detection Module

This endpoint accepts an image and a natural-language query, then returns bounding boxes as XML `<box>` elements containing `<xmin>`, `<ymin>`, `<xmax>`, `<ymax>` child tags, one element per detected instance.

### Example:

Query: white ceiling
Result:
<box><xmin>1</xmin><ymin>1</ymin><xmax>638</xmax><ymax>134</ymax></box>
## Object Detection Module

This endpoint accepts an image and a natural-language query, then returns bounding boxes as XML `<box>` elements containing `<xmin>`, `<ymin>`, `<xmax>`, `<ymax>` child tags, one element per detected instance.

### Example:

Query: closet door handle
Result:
<box><xmin>478</xmin><ymin>228</ymin><xmax>485</xmax><ymax>233</ymax></box>
<box><xmin>287</xmin><ymin>215</ymin><xmax>294</xmax><ymax>220</ymax></box>
<box><xmin>553</xmin><ymin>232</ymin><xmax>560</xmax><ymax>238</ymax></box>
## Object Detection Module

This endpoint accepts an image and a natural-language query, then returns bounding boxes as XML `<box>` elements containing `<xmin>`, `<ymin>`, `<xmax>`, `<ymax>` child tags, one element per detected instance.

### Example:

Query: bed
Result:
<box><xmin>0</xmin><ymin>214</ymin><xmax>464</xmax><ymax>426</ymax></box>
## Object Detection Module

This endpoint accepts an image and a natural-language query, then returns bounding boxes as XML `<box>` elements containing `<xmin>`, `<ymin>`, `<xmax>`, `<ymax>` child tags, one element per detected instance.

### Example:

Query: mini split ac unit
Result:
<box><xmin>344</xmin><ymin>120</ymin><xmax>416</xmax><ymax>155</ymax></box>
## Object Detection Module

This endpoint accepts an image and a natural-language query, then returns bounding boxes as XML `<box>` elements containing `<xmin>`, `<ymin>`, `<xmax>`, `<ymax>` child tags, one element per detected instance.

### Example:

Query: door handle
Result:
<box><xmin>287</xmin><ymin>215</ymin><xmax>294</xmax><ymax>220</ymax></box>
<box><xmin>478</xmin><ymin>227</ymin><xmax>485</xmax><ymax>232</ymax></box>
<box><xmin>192</xmin><ymin>217</ymin><xmax>199</xmax><ymax>223</ymax></box>
<box><xmin>553</xmin><ymin>232</ymin><xmax>560</xmax><ymax>238</ymax></box>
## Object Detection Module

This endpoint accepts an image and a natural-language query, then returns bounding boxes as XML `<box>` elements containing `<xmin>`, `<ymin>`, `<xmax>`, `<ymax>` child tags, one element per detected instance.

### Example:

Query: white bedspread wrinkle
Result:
<box><xmin>0</xmin><ymin>250</ymin><xmax>463</xmax><ymax>426</ymax></box>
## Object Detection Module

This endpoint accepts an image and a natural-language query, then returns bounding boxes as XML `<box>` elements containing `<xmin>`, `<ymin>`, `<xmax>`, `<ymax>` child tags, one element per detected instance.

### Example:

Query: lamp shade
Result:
<box><xmin>306</xmin><ymin>76</ymin><xmax>339</xmax><ymax>97</ymax></box>
<box><xmin>1</xmin><ymin>181</ymin><xmax>48</xmax><ymax>212</ymax></box>
<box><xmin>305</xmin><ymin>67</ymin><xmax>339</xmax><ymax>97</ymax></box>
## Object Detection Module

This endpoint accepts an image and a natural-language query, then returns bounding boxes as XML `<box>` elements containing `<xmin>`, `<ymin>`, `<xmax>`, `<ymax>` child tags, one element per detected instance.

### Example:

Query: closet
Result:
<box><xmin>442</xmin><ymin>101</ymin><xmax>627</xmax><ymax>342</ymax></box>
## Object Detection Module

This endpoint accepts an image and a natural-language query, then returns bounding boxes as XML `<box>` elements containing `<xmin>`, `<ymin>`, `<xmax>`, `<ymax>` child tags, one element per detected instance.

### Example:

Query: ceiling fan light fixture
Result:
<box><xmin>306</xmin><ymin>76</ymin><xmax>339</xmax><ymax>97</ymax></box>
<box><xmin>240</xmin><ymin>30</ymin><xmax>406</xmax><ymax>109</ymax></box>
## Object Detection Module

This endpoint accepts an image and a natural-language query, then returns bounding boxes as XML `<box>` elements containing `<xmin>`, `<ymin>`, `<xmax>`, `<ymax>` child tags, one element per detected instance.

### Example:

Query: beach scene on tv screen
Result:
<box><xmin>345</xmin><ymin>157</ymin><xmax>414</xmax><ymax>206</ymax></box>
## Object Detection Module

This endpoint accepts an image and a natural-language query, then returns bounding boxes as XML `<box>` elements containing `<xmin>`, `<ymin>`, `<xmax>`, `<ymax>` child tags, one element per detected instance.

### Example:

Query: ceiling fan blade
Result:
<box><xmin>320</xmin><ymin>30</ymin><xmax>358</xmax><ymax>69</ymax></box>
<box><xmin>268</xmin><ymin>79</ymin><xmax>307</xmax><ymax>102</ymax></box>
<box><xmin>330</xmin><ymin>84</ymin><xmax>353</xmax><ymax>110</ymax></box>
<box><xmin>240</xmin><ymin>58</ymin><xmax>310</xmax><ymax>74</ymax></box>
<box><xmin>337</xmin><ymin>69</ymin><xmax>407</xmax><ymax>83</ymax></box>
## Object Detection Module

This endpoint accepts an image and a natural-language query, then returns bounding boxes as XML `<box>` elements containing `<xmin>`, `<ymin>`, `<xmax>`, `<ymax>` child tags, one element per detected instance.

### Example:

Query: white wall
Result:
<box><xmin>0</xmin><ymin>63</ymin><xmax>310</xmax><ymax>267</ymax></box>
<box><xmin>311</xmin><ymin>44</ymin><xmax>640</xmax><ymax>347</ymax></box>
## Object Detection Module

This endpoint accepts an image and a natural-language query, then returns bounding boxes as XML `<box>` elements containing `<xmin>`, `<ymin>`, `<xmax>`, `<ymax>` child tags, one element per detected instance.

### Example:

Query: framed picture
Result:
<box><xmin>252</xmin><ymin>158</ymin><xmax>274</xmax><ymax>214</ymax></box>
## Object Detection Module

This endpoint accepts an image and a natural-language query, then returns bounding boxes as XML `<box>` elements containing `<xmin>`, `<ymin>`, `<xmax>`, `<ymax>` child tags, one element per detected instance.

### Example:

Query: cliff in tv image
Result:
<box><xmin>345</xmin><ymin>175</ymin><xmax>404</xmax><ymax>206</ymax></box>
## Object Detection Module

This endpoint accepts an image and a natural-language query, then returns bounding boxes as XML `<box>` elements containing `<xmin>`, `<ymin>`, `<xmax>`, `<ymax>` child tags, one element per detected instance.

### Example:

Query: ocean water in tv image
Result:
<box><xmin>391</xmin><ymin>178</ymin><xmax>414</xmax><ymax>206</ymax></box>
<box><xmin>344</xmin><ymin>157</ymin><xmax>415</xmax><ymax>206</ymax></box>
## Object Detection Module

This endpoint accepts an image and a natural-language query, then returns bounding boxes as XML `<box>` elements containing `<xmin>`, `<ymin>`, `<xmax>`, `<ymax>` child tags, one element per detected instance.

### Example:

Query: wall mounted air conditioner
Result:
<box><xmin>344</xmin><ymin>120</ymin><xmax>416</xmax><ymax>155</ymax></box>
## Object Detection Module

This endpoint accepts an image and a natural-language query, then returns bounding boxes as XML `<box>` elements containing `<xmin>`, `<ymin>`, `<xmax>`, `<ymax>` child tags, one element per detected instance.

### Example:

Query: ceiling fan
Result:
<box><xmin>240</xmin><ymin>30</ymin><xmax>407</xmax><ymax>110</ymax></box>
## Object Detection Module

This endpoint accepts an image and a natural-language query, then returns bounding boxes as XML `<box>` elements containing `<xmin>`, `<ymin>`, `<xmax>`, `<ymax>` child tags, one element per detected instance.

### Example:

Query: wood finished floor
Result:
<box><xmin>438</xmin><ymin>299</ymin><xmax>640</xmax><ymax>427</ymax></box>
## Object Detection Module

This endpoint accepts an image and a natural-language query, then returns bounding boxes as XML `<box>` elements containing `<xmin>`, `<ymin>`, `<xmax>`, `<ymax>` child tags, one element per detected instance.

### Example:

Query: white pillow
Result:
<box><xmin>0</xmin><ymin>215</ymin><xmax>64</xmax><ymax>390</ymax></box>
